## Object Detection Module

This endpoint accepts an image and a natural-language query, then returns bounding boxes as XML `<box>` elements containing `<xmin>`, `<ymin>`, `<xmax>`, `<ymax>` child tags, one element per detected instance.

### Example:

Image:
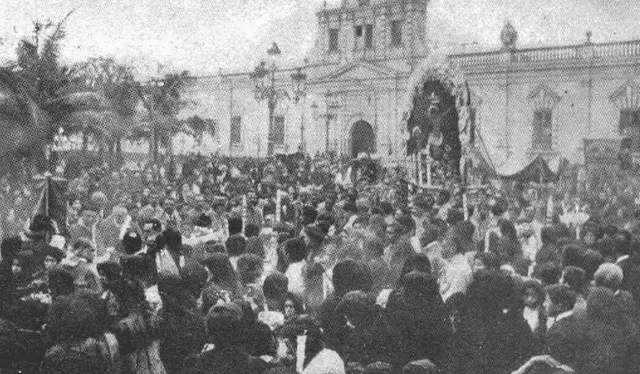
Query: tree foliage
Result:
<box><xmin>0</xmin><ymin>12</ymin><xmax>118</xmax><ymax>171</ymax></box>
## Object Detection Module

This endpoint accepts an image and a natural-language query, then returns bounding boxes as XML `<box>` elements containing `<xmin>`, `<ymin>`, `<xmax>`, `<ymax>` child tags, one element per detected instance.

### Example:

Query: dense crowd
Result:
<box><xmin>1</xmin><ymin>153</ymin><xmax>640</xmax><ymax>374</ymax></box>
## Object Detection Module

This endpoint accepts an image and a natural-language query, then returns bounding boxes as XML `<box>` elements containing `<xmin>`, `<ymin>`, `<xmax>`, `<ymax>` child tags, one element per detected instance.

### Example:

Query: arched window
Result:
<box><xmin>611</xmin><ymin>80</ymin><xmax>640</xmax><ymax>151</ymax></box>
<box><xmin>528</xmin><ymin>84</ymin><xmax>560</xmax><ymax>152</ymax></box>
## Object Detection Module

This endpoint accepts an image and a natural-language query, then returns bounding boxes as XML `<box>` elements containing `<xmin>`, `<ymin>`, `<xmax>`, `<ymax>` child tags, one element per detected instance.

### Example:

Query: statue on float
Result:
<box><xmin>400</xmin><ymin>54</ymin><xmax>476</xmax><ymax>188</ymax></box>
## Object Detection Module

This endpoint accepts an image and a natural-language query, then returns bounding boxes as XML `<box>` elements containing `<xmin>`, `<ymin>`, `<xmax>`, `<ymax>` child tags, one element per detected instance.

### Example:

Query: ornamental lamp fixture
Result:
<box><xmin>310</xmin><ymin>101</ymin><xmax>321</xmax><ymax>120</ymax></box>
<box><xmin>267</xmin><ymin>42</ymin><xmax>282</xmax><ymax>70</ymax></box>
<box><xmin>290</xmin><ymin>67</ymin><xmax>307</xmax><ymax>104</ymax></box>
<box><xmin>250</xmin><ymin>61</ymin><xmax>269</xmax><ymax>99</ymax></box>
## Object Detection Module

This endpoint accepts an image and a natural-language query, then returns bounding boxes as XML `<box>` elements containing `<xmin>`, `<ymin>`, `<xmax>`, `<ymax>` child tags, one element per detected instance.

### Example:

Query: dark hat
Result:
<box><xmin>122</xmin><ymin>230</ymin><xmax>142</xmax><ymax>254</ymax></box>
<box><xmin>194</xmin><ymin>213</ymin><xmax>212</xmax><ymax>228</ymax></box>
<box><xmin>284</xmin><ymin>237</ymin><xmax>308</xmax><ymax>263</ymax></box>
<box><xmin>413</xmin><ymin>193</ymin><xmax>435</xmax><ymax>211</ymax></box>
<box><xmin>302</xmin><ymin>205</ymin><xmax>318</xmax><ymax>224</ymax></box>
<box><xmin>96</xmin><ymin>261</ymin><xmax>123</xmax><ymax>281</ymax></box>
<box><xmin>263</xmin><ymin>272</ymin><xmax>289</xmax><ymax>300</ymax></box>
<box><xmin>28</xmin><ymin>214</ymin><xmax>53</xmax><ymax>235</ymax></box>
<box><xmin>157</xmin><ymin>273</ymin><xmax>186</xmax><ymax>299</ymax></box>
<box><xmin>41</xmin><ymin>245</ymin><xmax>65</xmax><ymax>263</ymax></box>
<box><xmin>80</xmin><ymin>200</ymin><xmax>100</xmax><ymax>213</ymax></box>
<box><xmin>395</xmin><ymin>214</ymin><xmax>416</xmax><ymax>232</ymax></box>
<box><xmin>303</xmin><ymin>224</ymin><xmax>325</xmax><ymax>243</ymax></box>
<box><xmin>181</xmin><ymin>259</ymin><xmax>209</xmax><ymax>293</ymax></box>
<box><xmin>206</xmin><ymin>302</ymin><xmax>244</xmax><ymax>345</ymax></box>
<box><xmin>226</xmin><ymin>235</ymin><xmax>247</xmax><ymax>257</ymax></box>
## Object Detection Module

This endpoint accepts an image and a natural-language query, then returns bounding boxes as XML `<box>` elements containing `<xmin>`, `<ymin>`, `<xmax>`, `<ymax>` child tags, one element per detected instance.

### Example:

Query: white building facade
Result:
<box><xmin>183</xmin><ymin>0</ymin><xmax>640</xmax><ymax>168</ymax></box>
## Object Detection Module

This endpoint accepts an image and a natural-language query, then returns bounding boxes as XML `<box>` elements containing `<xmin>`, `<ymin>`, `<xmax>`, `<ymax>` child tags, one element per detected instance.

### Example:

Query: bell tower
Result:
<box><xmin>309</xmin><ymin>0</ymin><xmax>430</xmax><ymax>65</ymax></box>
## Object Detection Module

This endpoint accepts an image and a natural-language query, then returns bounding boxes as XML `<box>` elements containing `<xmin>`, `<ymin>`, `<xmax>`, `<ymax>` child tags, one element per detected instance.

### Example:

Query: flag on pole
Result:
<box><xmin>32</xmin><ymin>173</ymin><xmax>68</xmax><ymax>236</ymax></box>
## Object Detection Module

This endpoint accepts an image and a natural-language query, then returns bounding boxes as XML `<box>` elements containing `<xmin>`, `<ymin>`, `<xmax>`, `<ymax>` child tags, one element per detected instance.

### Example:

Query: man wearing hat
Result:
<box><xmin>184</xmin><ymin>213</ymin><xmax>223</xmax><ymax>247</ymax></box>
<box><xmin>156</xmin><ymin>198</ymin><xmax>182</xmax><ymax>229</ymax></box>
<box><xmin>19</xmin><ymin>215</ymin><xmax>58</xmax><ymax>279</ymax></box>
<box><xmin>26</xmin><ymin>244</ymin><xmax>66</xmax><ymax>295</ymax></box>
<box><xmin>67</xmin><ymin>201</ymin><xmax>100</xmax><ymax>249</ymax></box>
<box><xmin>95</xmin><ymin>205</ymin><xmax>130</xmax><ymax>256</ymax></box>
<box><xmin>208</xmin><ymin>194</ymin><xmax>229</xmax><ymax>236</ymax></box>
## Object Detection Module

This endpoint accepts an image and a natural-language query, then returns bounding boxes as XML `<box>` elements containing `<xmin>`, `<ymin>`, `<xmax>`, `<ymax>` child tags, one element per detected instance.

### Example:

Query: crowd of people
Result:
<box><xmin>0</xmin><ymin>152</ymin><xmax>640</xmax><ymax>374</ymax></box>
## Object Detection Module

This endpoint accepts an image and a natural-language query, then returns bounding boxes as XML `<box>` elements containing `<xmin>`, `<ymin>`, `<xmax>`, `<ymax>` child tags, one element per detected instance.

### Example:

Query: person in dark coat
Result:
<box><xmin>613</xmin><ymin>231</ymin><xmax>640</xmax><ymax>307</ymax></box>
<box><xmin>578</xmin><ymin>287</ymin><xmax>640</xmax><ymax>374</ymax></box>
<box><xmin>450</xmin><ymin>270</ymin><xmax>534</xmax><ymax>374</ymax></box>
<box><xmin>182</xmin><ymin>302</ymin><xmax>268</xmax><ymax>374</ymax></box>
<box><xmin>544</xmin><ymin>284</ymin><xmax>586</xmax><ymax>372</ymax></box>
<box><xmin>593</xmin><ymin>263</ymin><xmax>639</xmax><ymax>325</ymax></box>
<box><xmin>535</xmin><ymin>226</ymin><xmax>560</xmax><ymax>266</ymax></box>
<box><xmin>337</xmin><ymin>290</ymin><xmax>401</xmax><ymax>369</ymax></box>
<box><xmin>41</xmin><ymin>290</ymin><xmax>120</xmax><ymax>374</ymax></box>
<box><xmin>386</xmin><ymin>271</ymin><xmax>451</xmax><ymax>369</ymax></box>
<box><xmin>362</xmin><ymin>237</ymin><xmax>391</xmax><ymax>295</ymax></box>
<box><xmin>200</xmin><ymin>253</ymin><xmax>241</xmax><ymax>313</ymax></box>
<box><xmin>263</xmin><ymin>272</ymin><xmax>289</xmax><ymax>312</ymax></box>
<box><xmin>158</xmin><ymin>273</ymin><xmax>207</xmax><ymax>374</ymax></box>
<box><xmin>521</xmin><ymin>279</ymin><xmax>547</xmax><ymax>354</ymax></box>
<box><xmin>0</xmin><ymin>236</ymin><xmax>21</xmax><ymax>316</ymax></box>
<box><xmin>384</xmin><ymin>221</ymin><xmax>415</xmax><ymax>286</ymax></box>
<box><xmin>318</xmin><ymin>260</ymin><xmax>372</xmax><ymax>353</ymax></box>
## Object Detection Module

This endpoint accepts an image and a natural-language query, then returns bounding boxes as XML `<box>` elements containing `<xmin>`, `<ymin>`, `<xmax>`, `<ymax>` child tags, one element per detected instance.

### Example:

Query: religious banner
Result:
<box><xmin>32</xmin><ymin>173</ymin><xmax>68</xmax><ymax>236</ymax></box>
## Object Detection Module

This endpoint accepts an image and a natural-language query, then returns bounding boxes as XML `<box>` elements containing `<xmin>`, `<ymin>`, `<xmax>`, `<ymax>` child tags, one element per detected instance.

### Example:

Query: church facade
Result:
<box><xmin>182</xmin><ymin>0</ymin><xmax>640</xmax><ymax>168</ymax></box>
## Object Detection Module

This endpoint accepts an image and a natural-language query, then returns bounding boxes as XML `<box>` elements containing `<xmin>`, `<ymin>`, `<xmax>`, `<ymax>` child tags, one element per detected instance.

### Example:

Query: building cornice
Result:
<box><xmin>317</xmin><ymin>0</ymin><xmax>428</xmax><ymax>17</ymax></box>
<box><xmin>448</xmin><ymin>39</ymin><xmax>640</xmax><ymax>73</ymax></box>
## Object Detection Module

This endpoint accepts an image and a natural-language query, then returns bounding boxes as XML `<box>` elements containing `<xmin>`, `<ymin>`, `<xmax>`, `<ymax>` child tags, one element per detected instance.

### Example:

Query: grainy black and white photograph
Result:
<box><xmin>1</xmin><ymin>0</ymin><xmax>640</xmax><ymax>373</ymax></box>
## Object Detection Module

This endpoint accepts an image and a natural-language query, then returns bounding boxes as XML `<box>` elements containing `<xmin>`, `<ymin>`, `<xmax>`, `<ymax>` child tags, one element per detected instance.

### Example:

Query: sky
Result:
<box><xmin>1</xmin><ymin>0</ymin><xmax>639</xmax><ymax>79</ymax></box>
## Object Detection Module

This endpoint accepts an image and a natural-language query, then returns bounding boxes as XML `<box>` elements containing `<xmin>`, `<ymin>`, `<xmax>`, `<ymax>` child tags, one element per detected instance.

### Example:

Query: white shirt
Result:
<box><xmin>616</xmin><ymin>255</ymin><xmax>630</xmax><ymax>264</ymax></box>
<box><xmin>303</xmin><ymin>349</ymin><xmax>345</xmax><ymax>374</ymax></box>
<box><xmin>440</xmin><ymin>254</ymin><xmax>473</xmax><ymax>302</ymax></box>
<box><xmin>523</xmin><ymin>306</ymin><xmax>540</xmax><ymax>333</ymax></box>
<box><xmin>285</xmin><ymin>261</ymin><xmax>307</xmax><ymax>296</ymax></box>
<box><xmin>547</xmin><ymin>310</ymin><xmax>573</xmax><ymax>330</ymax></box>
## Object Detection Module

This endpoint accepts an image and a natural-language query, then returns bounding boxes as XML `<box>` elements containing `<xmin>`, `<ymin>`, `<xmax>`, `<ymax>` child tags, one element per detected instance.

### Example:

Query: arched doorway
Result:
<box><xmin>350</xmin><ymin>120</ymin><xmax>375</xmax><ymax>158</ymax></box>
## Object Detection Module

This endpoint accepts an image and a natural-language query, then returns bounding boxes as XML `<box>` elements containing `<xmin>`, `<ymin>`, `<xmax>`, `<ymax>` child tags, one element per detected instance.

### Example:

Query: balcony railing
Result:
<box><xmin>448</xmin><ymin>39</ymin><xmax>640</xmax><ymax>67</ymax></box>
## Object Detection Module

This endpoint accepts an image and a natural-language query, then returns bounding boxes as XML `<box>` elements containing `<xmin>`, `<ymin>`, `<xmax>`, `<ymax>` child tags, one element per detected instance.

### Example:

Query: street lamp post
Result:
<box><xmin>311</xmin><ymin>93</ymin><xmax>340</xmax><ymax>153</ymax></box>
<box><xmin>291</xmin><ymin>66</ymin><xmax>308</xmax><ymax>153</ymax></box>
<box><xmin>250</xmin><ymin>43</ymin><xmax>307</xmax><ymax>157</ymax></box>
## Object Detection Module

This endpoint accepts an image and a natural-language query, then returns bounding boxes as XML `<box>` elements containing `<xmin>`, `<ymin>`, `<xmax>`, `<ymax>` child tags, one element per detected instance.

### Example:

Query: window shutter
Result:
<box><xmin>273</xmin><ymin>116</ymin><xmax>285</xmax><ymax>145</ymax></box>
<box><xmin>364</xmin><ymin>25</ymin><xmax>373</xmax><ymax>49</ymax></box>
<box><xmin>328</xmin><ymin>29</ymin><xmax>339</xmax><ymax>52</ymax></box>
<box><xmin>230</xmin><ymin>116</ymin><xmax>242</xmax><ymax>145</ymax></box>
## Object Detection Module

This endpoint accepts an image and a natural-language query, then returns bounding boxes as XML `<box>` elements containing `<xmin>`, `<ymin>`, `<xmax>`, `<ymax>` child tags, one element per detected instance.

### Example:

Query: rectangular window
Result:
<box><xmin>355</xmin><ymin>25</ymin><xmax>363</xmax><ymax>38</ymax></box>
<box><xmin>328</xmin><ymin>29</ymin><xmax>339</xmax><ymax>52</ymax></box>
<box><xmin>364</xmin><ymin>24</ymin><xmax>373</xmax><ymax>49</ymax></box>
<box><xmin>273</xmin><ymin>115</ymin><xmax>285</xmax><ymax>145</ymax></box>
<box><xmin>391</xmin><ymin>20</ymin><xmax>403</xmax><ymax>46</ymax></box>
<box><xmin>532</xmin><ymin>110</ymin><xmax>552</xmax><ymax>150</ymax></box>
<box><xmin>620</xmin><ymin>110</ymin><xmax>640</xmax><ymax>151</ymax></box>
<box><xmin>230</xmin><ymin>116</ymin><xmax>242</xmax><ymax>145</ymax></box>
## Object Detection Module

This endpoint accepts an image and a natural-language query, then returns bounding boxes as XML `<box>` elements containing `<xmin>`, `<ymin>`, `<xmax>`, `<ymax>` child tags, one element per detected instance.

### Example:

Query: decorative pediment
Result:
<box><xmin>274</xmin><ymin>99</ymin><xmax>290</xmax><ymax>117</ymax></box>
<box><xmin>527</xmin><ymin>84</ymin><xmax>561</xmax><ymax>111</ymax></box>
<box><xmin>610</xmin><ymin>80</ymin><xmax>640</xmax><ymax>110</ymax></box>
<box><xmin>314</xmin><ymin>61</ymin><xmax>398</xmax><ymax>83</ymax></box>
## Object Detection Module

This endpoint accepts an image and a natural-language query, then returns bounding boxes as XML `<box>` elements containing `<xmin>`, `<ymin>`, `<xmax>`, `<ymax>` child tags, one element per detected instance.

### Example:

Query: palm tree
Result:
<box><xmin>183</xmin><ymin>115</ymin><xmax>217</xmax><ymax>145</ymax></box>
<box><xmin>74</xmin><ymin>57</ymin><xmax>142</xmax><ymax>164</ymax></box>
<box><xmin>0</xmin><ymin>12</ymin><xmax>115</xmax><ymax>172</ymax></box>
<box><xmin>136</xmin><ymin>70</ymin><xmax>192</xmax><ymax>163</ymax></box>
